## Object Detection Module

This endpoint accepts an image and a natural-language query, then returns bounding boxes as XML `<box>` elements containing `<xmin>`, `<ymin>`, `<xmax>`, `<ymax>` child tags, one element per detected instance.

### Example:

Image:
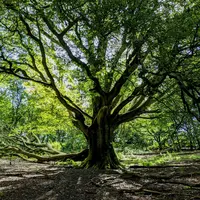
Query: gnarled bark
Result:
<box><xmin>0</xmin><ymin>146</ymin><xmax>88</xmax><ymax>163</ymax></box>
<box><xmin>0</xmin><ymin>135</ymin><xmax>88</xmax><ymax>163</ymax></box>
<box><xmin>81</xmin><ymin>106</ymin><xmax>121</xmax><ymax>169</ymax></box>
<box><xmin>81</xmin><ymin>127</ymin><xmax>121</xmax><ymax>169</ymax></box>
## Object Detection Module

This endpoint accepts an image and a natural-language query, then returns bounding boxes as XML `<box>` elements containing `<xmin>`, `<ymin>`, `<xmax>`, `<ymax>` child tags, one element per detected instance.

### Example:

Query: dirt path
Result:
<box><xmin>0</xmin><ymin>159</ymin><xmax>200</xmax><ymax>200</ymax></box>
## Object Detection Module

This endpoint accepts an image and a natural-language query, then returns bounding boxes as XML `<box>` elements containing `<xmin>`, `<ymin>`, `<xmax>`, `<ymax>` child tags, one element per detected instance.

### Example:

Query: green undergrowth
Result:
<box><xmin>56</xmin><ymin>151</ymin><xmax>200</xmax><ymax>168</ymax></box>
<box><xmin>56</xmin><ymin>159</ymin><xmax>82</xmax><ymax>168</ymax></box>
<box><xmin>121</xmin><ymin>151</ymin><xmax>200</xmax><ymax>167</ymax></box>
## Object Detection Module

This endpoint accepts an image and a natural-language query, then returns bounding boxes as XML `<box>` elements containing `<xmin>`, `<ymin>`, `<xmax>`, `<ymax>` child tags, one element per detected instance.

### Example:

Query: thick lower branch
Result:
<box><xmin>0</xmin><ymin>146</ymin><xmax>88</xmax><ymax>163</ymax></box>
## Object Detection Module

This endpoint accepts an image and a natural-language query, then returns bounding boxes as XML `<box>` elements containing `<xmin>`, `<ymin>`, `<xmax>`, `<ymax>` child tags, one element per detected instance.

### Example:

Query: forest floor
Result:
<box><xmin>0</xmin><ymin>157</ymin><xmax>200</xmax><ymax>200</ymax></box>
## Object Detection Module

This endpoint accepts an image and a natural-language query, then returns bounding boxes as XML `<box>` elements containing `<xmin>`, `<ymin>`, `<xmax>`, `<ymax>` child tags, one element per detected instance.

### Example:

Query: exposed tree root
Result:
<box><xmin>160</xmin><ymin>179</ymin><xmax>200</xmax><ymax>188</ymax></box>
<box><xmin>129</xmin><ymin>164</ymin><xmax>200</xmax><ymax>168</ymax></box>
<box><xmin>0</xmin><ymin>135</ymin><xmax>88</xmax><ymax>163</ymax></box>
<box><xmin>0</xmin><ymin>146</ymin><xmax>88</xmax><ymax>163</ymax></box>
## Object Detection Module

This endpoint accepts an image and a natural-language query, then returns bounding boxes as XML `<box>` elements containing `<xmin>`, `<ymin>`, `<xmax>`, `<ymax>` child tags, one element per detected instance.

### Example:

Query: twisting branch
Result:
<box><xmin>0</xmin><ymin>133</ymin><xmax>89</xmax><ymax>163</ymax></box>
<box><xmin>111</xmin><ymin>30</ymin><xmax>128</xmax><ymax>68</ymax></box>
<box><xmin>0</xmin><ymin>53</ymin><xmax>51</xmax><ymax>87</ymax></box>
<box><xmin>111</xmin><ymin>83</ymin><xmax>147</xmax><ymax>117</ymax></box>
<box><xmin>116</xmin><ymin>97</ymin><xmax>154</xmax><ymax>125</ymax></box>
<box><xmin>60</xmin><ymin>17</ymin><xmax>80</xmax><ymax>37</ymax></box>
<box><xmin>0</xmin><ymin>10</ymin><xmax>92</xmax><ymax>135</ymax></box>
<box><xmin>108</xmin><ymin>39</ymin><xmax>144</xmax><ymax>103</ymax></box>
<box><xmin>18</xmin><ymin>14</ymin><xmax>92</xmax><ymax>125</ymax></box>
<box><xmin>19</xmin><ymin>15</ymin><xmax>55</xmax><ymax>85</ymax></box>
<box><xmin>41</xmin><ymin>14</ymin><xmax>105</xmax><ymax>96</ymax></box>
<box><xmin>169</xmin><ymin>72</ymin><xmax>200</xmax><ymax>121</ymax></box>
<box><xmin>63</xmin><ymin>95</ymin><xmax>92</xmax><ymax>119</ymax></box>
<box><xmin>74</xmin><ymin>22</ymin><xmax>89</xmax><ymax>53</ymax></box>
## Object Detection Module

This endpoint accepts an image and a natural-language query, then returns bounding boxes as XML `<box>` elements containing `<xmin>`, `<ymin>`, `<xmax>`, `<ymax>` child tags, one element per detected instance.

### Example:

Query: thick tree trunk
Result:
<box><xmin>81</xmin><ymin>126</ymin><xmax>121</xmax><ymax>169</ymax></box>
<box><xmin>81</xmin><ymin>106</ymin><xmax>121</xmax><ymax>169</ymax></box>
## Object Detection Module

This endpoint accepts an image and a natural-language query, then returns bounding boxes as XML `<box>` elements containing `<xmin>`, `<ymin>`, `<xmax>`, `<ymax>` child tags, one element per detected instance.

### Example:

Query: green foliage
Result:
<box><xmin>51</xmin><ymin>141</ymin><xmax>62</xmax><ymax>151</ymax></box>
<box><xmin>0</xmin><ymin>191</ymin><xmax>4</xmax><ymax>197</ymax></box>
<box><xmin>0</xmin><ymin>0</ymin><xmax>200</xmax><ymax>168</ymax></box>
<box><xmin>0</xmin><ymin>76</ymin><xmax>87</xmax><ymax>153</ymax></box>
<box><xmin>56</xmin><ymin>159</ymin><xmax>81</xmax><ymax>168</ymax></box>
<box><xmin>123</xmin><ymin>151</ymin><xmax>200</xmax><ymax>167</ymax></box>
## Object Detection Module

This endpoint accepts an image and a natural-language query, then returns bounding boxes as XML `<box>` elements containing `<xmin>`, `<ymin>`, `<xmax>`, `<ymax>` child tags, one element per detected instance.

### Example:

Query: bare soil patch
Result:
<box><xmin>0</xmin><ymin>159</ymin><xmax>200</xmax><ymax>200</ymax></box>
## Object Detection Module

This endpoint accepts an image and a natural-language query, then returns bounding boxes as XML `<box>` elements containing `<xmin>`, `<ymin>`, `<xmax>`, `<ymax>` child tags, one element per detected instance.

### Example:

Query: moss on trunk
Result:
<box><xmin>81</xmin><ymin>123</ymin><xmax>121</xmax><ymax>169</ymax></box>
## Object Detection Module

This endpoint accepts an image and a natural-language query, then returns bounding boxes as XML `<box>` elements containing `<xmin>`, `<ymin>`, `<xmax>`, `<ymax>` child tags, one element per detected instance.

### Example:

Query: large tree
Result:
<box><xmin>0</xmin><ymin>0</ymin><xmax>200</xmax><ymax>168</ymax></box>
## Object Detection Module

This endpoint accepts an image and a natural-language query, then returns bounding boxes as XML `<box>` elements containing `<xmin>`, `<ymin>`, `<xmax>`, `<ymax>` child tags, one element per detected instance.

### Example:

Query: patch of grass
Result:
<box><xmin>173</xmin><ymin>153</ymin><xmax>200</xmax><ymax>162</ymax></box>
<box><xmin>56</xmin><ymin>159</ymin><xmax>81</xmax><ymax>167</ymax></box>
<box><xmin>122</xmin><ymin>151</ymin><xmax>200</xmax><ymax>167</ymax></box>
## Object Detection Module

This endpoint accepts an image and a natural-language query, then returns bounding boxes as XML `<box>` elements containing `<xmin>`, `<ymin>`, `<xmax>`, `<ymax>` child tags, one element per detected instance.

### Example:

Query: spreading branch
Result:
<box><xmin>116</xmin><ymin>97</ymin><xmax>154</xmax><ymax>124</ymax></box>
<box><xmin>41</xmin><ymin>14</ymin><xmax>105</xmax><ymax>96</ymax></box>
<box><xmin>0</xmin><ymin>135</ymin><xmax>88</xmax><ymax>163</ymax></box>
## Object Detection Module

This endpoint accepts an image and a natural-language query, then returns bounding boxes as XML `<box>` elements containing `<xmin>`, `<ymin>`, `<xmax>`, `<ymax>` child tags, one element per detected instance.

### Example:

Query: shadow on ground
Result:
<box><xmin>0</xmin><ymin>159</ymin><xmax>200</xmax><ymax>200</ymax></box>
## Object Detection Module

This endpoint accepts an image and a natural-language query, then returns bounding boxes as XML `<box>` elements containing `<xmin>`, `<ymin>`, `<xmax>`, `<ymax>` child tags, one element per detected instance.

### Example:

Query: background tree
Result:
<box><xmin>0</xmin><ymin>76</ymin><xmax>87</xmax><ymax>159</ymax></box>
<box><xmin>0</xmin><ymin>0</ymin><xmax>200</xmax><ymax>168</ymax></box>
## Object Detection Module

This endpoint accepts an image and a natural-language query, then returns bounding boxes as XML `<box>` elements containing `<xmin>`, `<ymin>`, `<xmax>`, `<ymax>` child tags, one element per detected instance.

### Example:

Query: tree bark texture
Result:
<box><xmin>82</xmin><ymin>106</ymin><xmax>121</xmax><ymax>169</ymax></box>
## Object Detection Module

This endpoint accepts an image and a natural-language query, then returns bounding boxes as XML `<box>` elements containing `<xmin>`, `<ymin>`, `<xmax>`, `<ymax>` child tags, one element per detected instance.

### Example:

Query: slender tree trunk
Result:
<box><xmin>196</xmin><ymin>138</ymin><xmax>200</xmax><ymax>150</ymax></box>
<box><xmin>189</xmin><ymin>139</ymin><xmax>194</xmax><ymax>151</ymax></box>
<box><xmin>175</xmin><ymin>133</ymin><xmax>181</xmax><ymax>151</ymax></box>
